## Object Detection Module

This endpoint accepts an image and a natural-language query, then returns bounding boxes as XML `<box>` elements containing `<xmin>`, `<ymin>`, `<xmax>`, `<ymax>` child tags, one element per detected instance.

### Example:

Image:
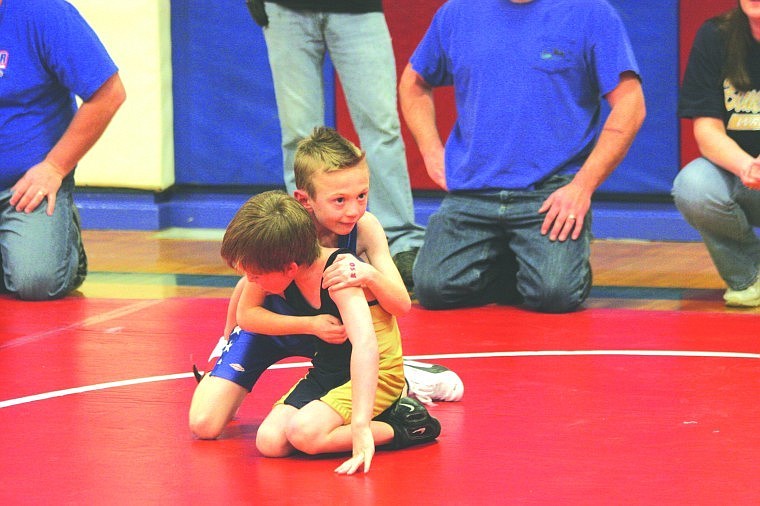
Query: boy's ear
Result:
<box><xmin>293</xmin><ymin>189</ymin><xmax>310</xmax><ymax>208</ymax></box>
<box><xmin>283</xmin><ymin>261</ymin><xmax>299</xmax><ymax>278</ymax></box>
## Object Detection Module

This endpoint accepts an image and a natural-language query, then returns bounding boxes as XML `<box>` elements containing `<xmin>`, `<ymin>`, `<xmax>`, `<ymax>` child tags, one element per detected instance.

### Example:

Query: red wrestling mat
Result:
<box><xmin>1</xmin><ymin>297</ymin><xmax>759</xmax><ymax>504</ymax></box>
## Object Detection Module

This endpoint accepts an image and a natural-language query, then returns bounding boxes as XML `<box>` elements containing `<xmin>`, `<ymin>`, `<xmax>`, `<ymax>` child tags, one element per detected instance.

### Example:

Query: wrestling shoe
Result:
<box><xmin>392</xmin><ymin>247</ymin><xmax>419</xmax><ymax>290</ymax></box>
<box><xmin>192</xmin><ymin>364</ymin><xmax>205</xmax><ymax>383</ymax></box>
<box><xmin>724</xmin><ymin>275</ymin><xmax>760</xmax><ymax>307</ymax></box>
<box><xmin>403</xmin><ymin>359</ymin><xmax>464</xmax><ymax>405</ymax></box>
<box><xmin>378</xmin><ymin>397</ymin><xmax>441</xmax><ymax>449</ymax></box>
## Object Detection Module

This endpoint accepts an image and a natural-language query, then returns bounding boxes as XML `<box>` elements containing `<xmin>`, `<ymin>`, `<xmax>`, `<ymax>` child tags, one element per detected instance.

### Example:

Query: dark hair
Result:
<box><xmin>220</xmin><ymin>190</ymin><xmax>320</xmax><ymax>273</ymax></box>
<box><xmin>715</xmin><ymin>7</ymin><xmax>754</xmax><ymax>92</ymax></box>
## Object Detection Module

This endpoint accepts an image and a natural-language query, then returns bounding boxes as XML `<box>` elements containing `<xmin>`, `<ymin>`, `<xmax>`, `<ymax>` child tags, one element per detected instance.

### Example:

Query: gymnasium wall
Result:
<box><xmin>68</xmin><ymin>0</ymin><xmax>174</xmax><ymax>190</ymax></box>
<box><xmin>68</xmin><ymin>1</ymin><xmax>741</xmax><ymax>233</ymax></box>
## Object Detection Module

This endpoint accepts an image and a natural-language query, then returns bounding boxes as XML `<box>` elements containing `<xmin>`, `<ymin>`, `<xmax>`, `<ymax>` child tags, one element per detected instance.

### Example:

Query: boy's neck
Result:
<box><xmin>316</xmin><ymin>226</ymin><xmax>339</xmax><ymax>248</ymax></box>
<box><xmin>293</xmin><ymin>247</ymin><xmax>335</xmax><ymax>306</ymax></box>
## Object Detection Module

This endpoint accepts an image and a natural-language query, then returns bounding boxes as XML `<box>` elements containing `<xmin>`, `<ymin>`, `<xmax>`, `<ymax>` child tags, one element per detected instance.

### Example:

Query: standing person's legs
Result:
<box><xmin>325</xmin><ymin>12</ymin><xmax>424</xmax><ymax>257</ymax></box>
<box><xmin>263</xmin><ymin>4</ymin><xmax>326</xmax><ymax>193</ymax></box>
<box><xmin>0</xmin><ymin>176</ymin><xmax>85</xmax><ymax>300</ymax></box>
<box><xmin>672</xmin><ymin>157</ymin><xmax>760</xmax><ymax>290</ymax></box>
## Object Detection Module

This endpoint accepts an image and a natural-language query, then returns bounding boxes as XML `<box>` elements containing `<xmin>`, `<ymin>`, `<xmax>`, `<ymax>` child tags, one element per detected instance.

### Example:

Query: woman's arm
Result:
<box><xmin>693</xmin><ymin>116</ymin><xmax>760</xmax><ymax>189</ymax></box>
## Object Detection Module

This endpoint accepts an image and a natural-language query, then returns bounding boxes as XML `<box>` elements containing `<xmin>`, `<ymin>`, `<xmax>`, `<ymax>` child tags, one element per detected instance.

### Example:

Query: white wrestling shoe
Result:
<box><xmin>403</xmin><ymin>359</ymin><xmax>464</xmax><ymax>405</ymax></box>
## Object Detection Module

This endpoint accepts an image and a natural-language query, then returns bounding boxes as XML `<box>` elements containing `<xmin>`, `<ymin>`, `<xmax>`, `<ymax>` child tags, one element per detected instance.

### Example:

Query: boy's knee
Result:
<box><xmin>256</xmin><ymin>425</ymin><xmax>291</xmax><ymax>457</ymax></box>
<box><xmin>189</xmin><ymin>411</ymin><xmax>225</xmax><ymax>440</ymax></box>
<box><xmin>284</xmin><ymin>418</ymin><xmax>323</xmax><ymax>455</ymax></box>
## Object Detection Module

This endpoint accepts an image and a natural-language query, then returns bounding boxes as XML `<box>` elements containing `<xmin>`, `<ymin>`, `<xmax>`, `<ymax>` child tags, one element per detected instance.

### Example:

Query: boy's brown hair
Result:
<box><xmin>294</xmin><ymin>126</ymin><xmax>366</xmax><ymax>196</ymax></box>
<box><xmin>221</xmin><ymin>190</ymin><xmax>320</xmax><ymax>273</ymax></box>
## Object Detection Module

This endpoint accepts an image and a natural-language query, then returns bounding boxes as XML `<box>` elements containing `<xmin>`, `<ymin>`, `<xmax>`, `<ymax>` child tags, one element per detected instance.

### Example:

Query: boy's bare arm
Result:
<box><xmin>322</xmin><ymin>213</ymin><xmax>411</xmax><ymax>316</ymax></box>
<box><xmin>222</xmin><ymin>277</ymin><xmax>246</xmax><ymax>338</ymax></box>
<box><xmin>236</xmin><ymin>280</ymin><xmax>347</xmax><ymax>343</ymax></box>
<box><xmin>332</xmin><ymin>286</ymin><xmax>379</xmax><ymax>474</ymax></box>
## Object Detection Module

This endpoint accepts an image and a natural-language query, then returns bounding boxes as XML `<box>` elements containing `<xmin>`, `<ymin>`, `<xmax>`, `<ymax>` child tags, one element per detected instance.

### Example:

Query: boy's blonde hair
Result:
<box><xmin>294</xmin><ymin>126</ymin><xmax>366</xmax><ymax>196</ymax></box>
<box><xmin>221</xmin><ymin>190</ymin><xmax>320</xmax><ymax>273</ymax></box>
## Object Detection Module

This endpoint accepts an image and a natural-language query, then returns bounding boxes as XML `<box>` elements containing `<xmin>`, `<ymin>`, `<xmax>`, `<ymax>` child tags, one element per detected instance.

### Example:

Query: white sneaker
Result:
<box><xmin>723</xmin><ymin>276</ymin><xmax>760</xmax><ymax>307</ymax></box>
<box><xmin>403</xmin><ymin>360</ymin><xmax>464</xmax><ymax>405</ymax></box>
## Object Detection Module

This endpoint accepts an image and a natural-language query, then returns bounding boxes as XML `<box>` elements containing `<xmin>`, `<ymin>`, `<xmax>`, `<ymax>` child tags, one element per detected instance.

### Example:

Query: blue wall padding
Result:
<box><xmin>170</xmin><ymin>0</ymin><xmax>678</xmax><ymax>196</ymax></box>
<box><xmin>171</xmin><ymin>0</ymin><xmax>283</xmax><ymax>186</ymax></box>
<box><xmin>598</xmin><ymin>0</ymin><xmax>679</xmax><ymax>195</ymax></box>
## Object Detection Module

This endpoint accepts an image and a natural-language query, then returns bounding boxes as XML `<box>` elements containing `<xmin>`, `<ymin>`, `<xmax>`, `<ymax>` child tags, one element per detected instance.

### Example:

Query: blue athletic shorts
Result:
<box><xmin>209</xmin><ymin>295</ymin><xmax>317</xmax><ymax>391</ymax></box>
<box><xmin>210</xmin><ymin>327</ymin><xmax>316</xmax><ymax>391</ymax></box>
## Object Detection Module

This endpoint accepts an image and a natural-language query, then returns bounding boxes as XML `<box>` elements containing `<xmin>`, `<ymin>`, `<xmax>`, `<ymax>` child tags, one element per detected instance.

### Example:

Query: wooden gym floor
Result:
<box><xmin>1</xmin><ymin>230</ymin><xmax>759</xmax><ymax>505</ymax></box>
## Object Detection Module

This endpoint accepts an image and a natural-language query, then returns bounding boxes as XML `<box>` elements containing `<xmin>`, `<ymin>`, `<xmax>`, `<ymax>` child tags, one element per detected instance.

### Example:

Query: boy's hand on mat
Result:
<box><xmin>335</xmin><ymin>426</ymin><xmax>375</xmax><ymax>475</ymax></box>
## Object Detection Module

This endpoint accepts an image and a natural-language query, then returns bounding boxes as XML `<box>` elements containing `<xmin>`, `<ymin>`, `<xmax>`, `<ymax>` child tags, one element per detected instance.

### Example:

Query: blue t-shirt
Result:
<box><xmin>0</xmin><ymin>0</ymin><xmax>118</xmax><ymax>189</ymax></box>
<box><xmin>410</xmin><ymin>0</ymin><xmax>639</xmax><ymax>191</ymax></box>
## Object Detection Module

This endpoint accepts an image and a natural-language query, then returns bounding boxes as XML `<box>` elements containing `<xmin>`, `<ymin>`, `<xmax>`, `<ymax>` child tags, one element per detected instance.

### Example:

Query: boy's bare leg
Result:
<box><xmin>285</xmin><ymin>401</ymin><xmax>395</xmax><ymax>456</ymax></box>
<box><xmin>256</xmin><ymin>404</ymin><xmax>300</xmax><ymax>457</ymax></box>
<box><xmin>189</xmin><ymin>376</ymin><xmax>248</xmax><ymax>439</ymax></box>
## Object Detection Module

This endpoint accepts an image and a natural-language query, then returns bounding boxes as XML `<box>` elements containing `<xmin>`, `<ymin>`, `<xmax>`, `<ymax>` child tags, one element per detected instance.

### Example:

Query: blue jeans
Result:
<box><xmin>413</xmin><ymin>175</ymin><xmax>592</xmax><ymax>313</ymax></box>
<box><xmin>672</xmin><ymin>157</ymin><xmax>760</xmax><ymax>290</ymax></box>
<box><xmin>262</xmin><ymin>3</ymin><xmax>424</xmax><ymax>255</ymax></box>
<box><xmin>0</xmin><ymin>176</ymin><xmax>85</xmax><ymax>300</ymax></box>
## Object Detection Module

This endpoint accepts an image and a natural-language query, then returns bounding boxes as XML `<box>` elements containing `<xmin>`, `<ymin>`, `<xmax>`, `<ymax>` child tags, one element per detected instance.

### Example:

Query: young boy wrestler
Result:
<box><xmin>221</xmin><ymin>190</ymin><xmax>440</xmax><ymax>474</ymax></box>
<box><xmin>189</xmin><ymin>128</ymin><xmax>462</xmax><ymax>440</ymax></box>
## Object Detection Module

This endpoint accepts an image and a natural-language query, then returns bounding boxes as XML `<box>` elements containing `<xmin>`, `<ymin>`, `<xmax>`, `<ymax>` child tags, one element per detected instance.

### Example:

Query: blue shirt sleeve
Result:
<box><xmin>38</xmin><ymin>0</ymin><xmax>118</xmax><ymax>101</ymax></box>
<box><xmin>587</xmin><ymin>0</ymin><xmax>641</xmax><ymax>96</ymax></box>
<box><xmin>409</xmin><ymin>4</ymin><xmax>453</xmax><ymax>87</ymax></box>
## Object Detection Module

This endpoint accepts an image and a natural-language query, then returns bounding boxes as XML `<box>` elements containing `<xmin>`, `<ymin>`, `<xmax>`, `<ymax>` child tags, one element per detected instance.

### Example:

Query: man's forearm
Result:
<box><xmin>399</xmin><ymin>64</ymin><xmax>444</xmax><ymax>159</ymax></box>
<box><xmin>573</xmin><ymin>75</ymin><xmax>645</xmax><ymax>192</ymax></box>
<box><xmin>45</xmin><ymin>73</ymin><xmax>126</xmax><ymax>176</ymax></box>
